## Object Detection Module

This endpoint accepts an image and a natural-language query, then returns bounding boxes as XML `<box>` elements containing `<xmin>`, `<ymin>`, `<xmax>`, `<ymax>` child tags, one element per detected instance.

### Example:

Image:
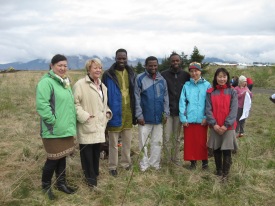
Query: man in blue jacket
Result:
<box><xmin>102</xmin><ymin>49</ymin><xmax>136</xmax><ymax>177</ymax></box>
<box><xmin>135</xmin><ymin>56</ymin><xmax>170</xmax><ymax>172</ymax></box>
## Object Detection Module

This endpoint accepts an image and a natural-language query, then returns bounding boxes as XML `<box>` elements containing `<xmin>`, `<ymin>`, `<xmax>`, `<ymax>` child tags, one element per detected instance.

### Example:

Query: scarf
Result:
<box><xmin>48</xmin><ymin>70</ymin><xmax>70</xmax><ymax>89</ymax></box>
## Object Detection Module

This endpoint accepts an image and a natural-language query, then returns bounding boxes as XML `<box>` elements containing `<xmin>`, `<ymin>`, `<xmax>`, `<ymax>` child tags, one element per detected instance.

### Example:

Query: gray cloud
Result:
<box><xmin>0</xmin><ymin>0</ymin><xmax>274</xmax><ymax>63</ymax></box>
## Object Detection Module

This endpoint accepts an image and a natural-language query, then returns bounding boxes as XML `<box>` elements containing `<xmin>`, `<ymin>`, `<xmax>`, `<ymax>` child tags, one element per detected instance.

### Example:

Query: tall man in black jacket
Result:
<box><xmin>161</xmin><ymin>53</ymin><xmax>190</xmax><ymax>165</ymax></box>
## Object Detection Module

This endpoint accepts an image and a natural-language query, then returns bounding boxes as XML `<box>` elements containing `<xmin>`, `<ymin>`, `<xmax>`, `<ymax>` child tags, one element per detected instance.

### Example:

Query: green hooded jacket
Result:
<box><xmin>36</xmin><ymin>70</ymin><xmax>76</xmax><ymax>138</ymax></box>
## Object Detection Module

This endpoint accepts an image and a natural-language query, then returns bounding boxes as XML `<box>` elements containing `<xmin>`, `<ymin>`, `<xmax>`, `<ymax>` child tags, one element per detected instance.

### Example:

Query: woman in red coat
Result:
<box><xmin>206</xmin><ymin>68</ymin><xmax>238</xmax><ymax>181</ymax></box>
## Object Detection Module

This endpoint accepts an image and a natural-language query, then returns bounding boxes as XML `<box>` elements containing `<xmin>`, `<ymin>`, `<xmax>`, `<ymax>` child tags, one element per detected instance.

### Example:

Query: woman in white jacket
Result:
<box><xmin>73</xmin><ymin>58</ymin><xmax>112</xmax><ymax>189</ymax></box>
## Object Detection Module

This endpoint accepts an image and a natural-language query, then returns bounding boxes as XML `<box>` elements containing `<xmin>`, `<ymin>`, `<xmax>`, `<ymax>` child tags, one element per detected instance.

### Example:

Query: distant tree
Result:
<box><xmin>134</xmin><ymin>61</ymin><xmax>144</xmax><ymax>74</ymax></box>
<box><xmin>158</xmin><ymin>56</ymin><xmax>170</xmax><ymax>72</ymax></box>
<box><xmin>158</xmin><ymin>47</ymin><xmax>209</xmax><ymax>73</ymax></box>
<box><xmin>159</xmin><ymin>51</ymin><xmax>189</xmax><ymax>72</ymax></box>
<box><xmin>135</xmin><ymin>61</ymin><xmax>144</xmax><ymax>74</ymax></box>
<box><xmin>180</xmin><ymin>52</ymin><xmax>189</xmax><ymax>69</ymax></box>
<box><xmin>190</xmin><ymin>46</ymin><xmax>204</xmax><ymax>63</ymax></box>
<box><xmin>7</xmin><ymin>66</ymin><xmax>15</xmax><ymax>72</ymax></box>
<box><xmin>189</xmin><ymin>46</ymin><xmax>209</xmax><ymax>69</ymax></box>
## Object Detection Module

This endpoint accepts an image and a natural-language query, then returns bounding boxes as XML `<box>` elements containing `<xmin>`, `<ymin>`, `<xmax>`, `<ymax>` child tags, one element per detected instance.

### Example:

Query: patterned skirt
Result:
<box><xmin>42</xmin><ymin>136</ymin><xmax>75</xmax><ymax>160</ymax></box>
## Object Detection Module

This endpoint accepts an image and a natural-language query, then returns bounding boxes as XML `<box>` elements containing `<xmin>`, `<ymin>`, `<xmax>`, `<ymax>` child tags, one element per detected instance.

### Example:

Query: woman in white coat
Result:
<box><xmin>73</xmin><ymin>58</ymin><xmax>112</xmax><ymax>189</ymax></box>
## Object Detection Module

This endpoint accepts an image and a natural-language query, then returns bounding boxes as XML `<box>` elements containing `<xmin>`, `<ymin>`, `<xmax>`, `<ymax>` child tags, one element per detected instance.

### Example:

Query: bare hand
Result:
<box><xmin>183</xmin><ymin>122</ymin><xmax>189</xmax><ymax>127</ymax></box>
<box><xmin>163</xmin><ymin>117</ymin><xmax>167</xmax><ymax>124</ymax></box>
<box><xmin>86</xmin><ymin>114</ymin><xmax>95</xmax><ymax>123</ymax></box>
<box><xmin>219</xmin><ymin>125</ymin><xmax>227</xmax><ymax>135</ymax></box>
<box><xmin>137</xmin><ymin>119</ymin><xmax>145</xmax><ymax>126</ymax></box>
<box><xmin>201</xmin><ymin>119</ymin><xmax>207</xmax><ymax>126</ymax></box>
<box><xmin>106</xmin><ymin>112</ymin><xmax>111</xmax><ymax>119</ymax></box>
<box><xmin>213</xmin><ymin>124</ymin><xmax>222</xmax><ymax>135</ymax></box>
<box><xmin>214</xmin><ymin>124</ymin><xmax>227</xmax><ymax>135</ymax></box>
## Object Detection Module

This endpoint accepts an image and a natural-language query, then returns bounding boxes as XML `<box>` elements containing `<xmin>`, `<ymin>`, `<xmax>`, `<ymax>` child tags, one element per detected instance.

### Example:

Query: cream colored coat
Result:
<box><xmin>73</xmin><ymin>75</ymin><xmax>112</xmax><ymax>144</ymax></box>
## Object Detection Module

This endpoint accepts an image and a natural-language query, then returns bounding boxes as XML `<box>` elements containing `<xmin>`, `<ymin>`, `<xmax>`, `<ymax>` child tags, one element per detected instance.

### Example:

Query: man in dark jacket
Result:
<box><xmin>102</xmin><ymin>48</ymin><xmax>136</xmax><ymax>177</ymax></box>
<box><xmin>161</xmin><ymin>52</ymin><xmax>190</xmax><ymax>165</ymax></box>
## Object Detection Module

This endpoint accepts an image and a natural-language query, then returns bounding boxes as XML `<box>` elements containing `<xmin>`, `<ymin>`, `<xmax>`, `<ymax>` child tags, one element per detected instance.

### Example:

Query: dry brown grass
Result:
<box><xmin>0</xmin><ymin>70</ymin><xmax>274</xmax><ymax>206</ymax></box>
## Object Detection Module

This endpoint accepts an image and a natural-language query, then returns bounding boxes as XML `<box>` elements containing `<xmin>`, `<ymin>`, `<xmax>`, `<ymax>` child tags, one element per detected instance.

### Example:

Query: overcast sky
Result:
<box><xmin>1</xmin><ymin>0</ymin><xmax>275</xmax><ymax>64</ymax></box>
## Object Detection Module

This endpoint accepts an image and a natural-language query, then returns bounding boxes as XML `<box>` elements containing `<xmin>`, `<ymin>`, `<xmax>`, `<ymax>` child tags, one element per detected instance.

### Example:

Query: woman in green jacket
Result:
<box><xmin>36</xmin><ymin>54</ymin><xmax>77</xmax><ymax>200</ymax></box>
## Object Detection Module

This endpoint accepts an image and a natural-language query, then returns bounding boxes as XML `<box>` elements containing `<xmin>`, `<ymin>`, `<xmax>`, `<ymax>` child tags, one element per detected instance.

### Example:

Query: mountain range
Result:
<box><xmin>0</xmin><ymin>55</ymin><xmax>225</xmax><ymax>70</ymax></box>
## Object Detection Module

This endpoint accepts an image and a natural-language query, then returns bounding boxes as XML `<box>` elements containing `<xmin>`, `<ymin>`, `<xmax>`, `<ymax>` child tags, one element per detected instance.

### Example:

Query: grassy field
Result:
<box><xmin>0</xmin><ymin>67</ymin><xmax>275</xmax><ymax>206</ymax></box>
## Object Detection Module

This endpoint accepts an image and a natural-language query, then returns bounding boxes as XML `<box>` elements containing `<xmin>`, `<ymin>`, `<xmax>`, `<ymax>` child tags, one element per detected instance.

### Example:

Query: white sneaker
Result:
<box><xmin>153</xmin><ymin>166</ymin><xmax>161</xmax><ymax>171</ymax></box>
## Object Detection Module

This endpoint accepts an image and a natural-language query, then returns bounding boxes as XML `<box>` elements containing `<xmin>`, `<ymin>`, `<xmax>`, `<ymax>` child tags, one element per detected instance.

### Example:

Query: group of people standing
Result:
<box><xmin>36</xmin><ymin>49</ymin><xmax>248</xmax><ymax>200</ymax></box>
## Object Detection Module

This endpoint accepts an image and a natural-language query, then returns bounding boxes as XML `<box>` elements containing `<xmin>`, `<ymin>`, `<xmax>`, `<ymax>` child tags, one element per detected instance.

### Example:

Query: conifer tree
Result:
<box><xmin>158</xmin><ymin>56</ymin><xmax>169</xmax><ymax>72</ymax></box>
<box><xmin>190</xmin><ymin>46</ymin><xmax>204</xmax><ymax>63</ymax></box>
<box><xmin>134</xmin><ymin>61</ymin><xmax>144</xmax><ymax>74</ymax></box>
<box><xmin>180</xmin><ymin>52</ymin><xmax>189</xmax><ymax>69</ymax></box>
<box><xmin>189</xmin><ymin>46</ymin><xmax>209</xmax><ymax>69</ymax></box>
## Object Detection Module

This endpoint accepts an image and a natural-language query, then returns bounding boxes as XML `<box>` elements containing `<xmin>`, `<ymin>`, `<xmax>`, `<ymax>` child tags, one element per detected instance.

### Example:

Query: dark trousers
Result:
<box><xmin>236</xmin><ymin>108</ymin><xmax>246</xmax><ymax>134</ymax></box>
<box><xmin>80</xmin><ymin>143</ymin><xmax>100</xmax><ymax>187</ymax></box>
<box><xmin>42</xmin><ymin>157</ymin><xmax>66</xmax><ymax>183</ymax></box>
<box><xmin>213</xmin><ymin>148</ymin><xmax>232</xmax><ymax>175</ymax></box>
<box><xmin>248</xmin><ymin>84</ymin><xmax>253</xmax><ymax>91</ymax></box>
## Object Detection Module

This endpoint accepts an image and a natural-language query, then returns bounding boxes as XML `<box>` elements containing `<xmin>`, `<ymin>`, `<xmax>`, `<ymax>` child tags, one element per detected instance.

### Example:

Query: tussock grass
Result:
<box><xmin>0</xmin><ymin>68</ymin><xmax>274</xmax><ymax>205</ymax></box>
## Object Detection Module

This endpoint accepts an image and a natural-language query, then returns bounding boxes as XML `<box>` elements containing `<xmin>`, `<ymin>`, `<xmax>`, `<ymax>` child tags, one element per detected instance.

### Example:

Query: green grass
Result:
<box><xmin>0</xmin><ymin>68</ymin><xmax>275</xmax><ymax>205</ymax></box>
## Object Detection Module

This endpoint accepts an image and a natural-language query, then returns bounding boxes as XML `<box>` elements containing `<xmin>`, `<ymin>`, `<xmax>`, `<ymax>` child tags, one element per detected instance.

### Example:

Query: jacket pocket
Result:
<box><xmin>82</xmin><ymin>117</ymin><xmax>96</xmax><ymax>134</ymax></box>
<box><xmin>43</xmin><ymin>120</ymin><xmax>54</xmax><ymax>135</ymax></box>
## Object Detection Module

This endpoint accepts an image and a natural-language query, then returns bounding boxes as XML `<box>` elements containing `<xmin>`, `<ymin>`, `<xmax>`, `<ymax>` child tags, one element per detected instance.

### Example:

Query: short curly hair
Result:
<box><xmin>85</xmin><ymin>58</ymin><xmax>103</xmax><ymax>73</ymax></box>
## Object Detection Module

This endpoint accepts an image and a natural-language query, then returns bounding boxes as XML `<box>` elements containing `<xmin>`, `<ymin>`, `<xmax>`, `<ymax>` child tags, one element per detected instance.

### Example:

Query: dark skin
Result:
<box><xmin>115</xmin><ymin>52</ymin><xmax>127</xmax><ymax>71</ymax></box>
<box><xmin>170</xmin><ymin>55</ymin><xmax>181</xmax><ymax>71</ymax></box>
<box><xmin>137</xmin><ymin>60</ymin><xmax>167</xmax><ymax>125</ymax></box>
<box><xmin>146</xmin><ymin>60</ymin><xmax>158</xmax><ymax>75</ymax></box>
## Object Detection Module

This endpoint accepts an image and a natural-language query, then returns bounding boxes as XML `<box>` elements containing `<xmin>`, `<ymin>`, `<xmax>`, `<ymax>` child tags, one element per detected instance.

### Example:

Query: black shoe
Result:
<box><xmin>189</xmin><ymin>164</ymin><xmax>196</xmax><ymax>170</ymax></box>
<box><xmin>216</xmin><ymin>170</ymin><xmax>223</xmax><ymax>176</ymax></box>
<box><xmin>87</xmin><ymin>182</ymin><xmax>97</xmax><ymax>188</ymax></box>
<box><xmin>42</xmin><ymin>182</ymin><xmax>56</xmax><ymax>200</ymax></box>
<box><xmin>56</xmin><ymin>183</ymin><xmax>77</xmax><ymax>194</ymax></box>
<box><xmin>188</xmin><ymin>161</ymin><xmax>197</xmax><ymax>170</ymax></box>
<box><xmin>42</xmin><ymin>188</ymin><xmax>56</xmax><ymax>200</ymax></box>
<box><xmin>221</xmin><ymin>174</ymin><xmax>228</xmax><ymax>183</ymax></box>
<box><xmin>86</xmin><ymin>177</ymin><xmax>97</xmax><ymax>188</ymax></box>
<box><xmin>109</xmin><ymin>170</ymin><xmax>118</xmax><ymax>177</ymax></box>
<box><xmin>202</xmin><ymin>160</ymin><xmax>209</xmax><ymax>170</ymax></box>
<box><xmin>202</xmin><ymin>164</ymin><xmax>209</xmax><ymax>170</ymax></box>
<box><xmin>125</xmin><ymin>165</ymin><xmax>132</xmax><ymax>170</ymax></box>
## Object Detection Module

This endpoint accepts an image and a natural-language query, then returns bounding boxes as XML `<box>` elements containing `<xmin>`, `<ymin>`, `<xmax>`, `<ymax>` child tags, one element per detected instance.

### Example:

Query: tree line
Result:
<box><xmin>133</xmin><ymin>46</ymin><xmax>209</xmax><ymax>74</ymax></box>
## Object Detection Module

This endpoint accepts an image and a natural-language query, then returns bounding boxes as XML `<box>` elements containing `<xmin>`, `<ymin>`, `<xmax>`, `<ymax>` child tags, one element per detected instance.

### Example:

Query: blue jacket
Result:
<box><xmin>102</xmin><ymin>63</ymin><xmax>136</xmax><ymax>127</ymax></box>
<box><xmin>135</xmin><ymin>70</ymin><xmax>170</xmax><ymax>124</ymax></box>
<box><xmin>179</xmin><ymin>77</ymin><xmax>211</xmax><ymax>124</ymax></box>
